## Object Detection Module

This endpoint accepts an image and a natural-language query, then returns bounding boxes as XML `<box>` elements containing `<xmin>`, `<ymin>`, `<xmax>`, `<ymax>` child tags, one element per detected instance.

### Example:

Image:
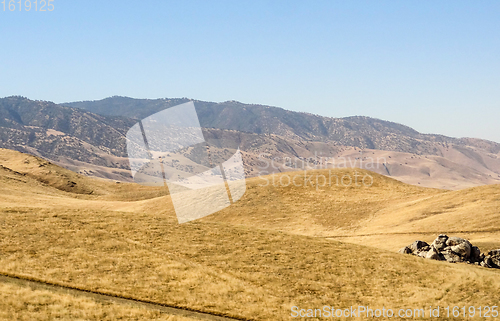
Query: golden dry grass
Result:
<box><xmin>202</xmin><ymin>168</ymin><xmax>500</xmax><ymax>253</ymax></box>
<box><xmin>1</xmin><ymin>208</ymin><xmax>500</xmax><ymax>320</ymax></box>
<box><xmin>0</xmin><ymin>148</ymin><xmax>168</xmax><ymax>201</ymax></box>
<box><xmin>1</xmin><ymin>149</ymin><xmax>500</xmax><ymax>320</ymax></box>
<box><xmin>0</xmin><ymin>282</ymin><xmax>197</xmax><ymax>321</ymax></box>
<box><xmin>202</xmin><ymin>169</ymin><xmax>444</xmax><ymax>235</ymax></box>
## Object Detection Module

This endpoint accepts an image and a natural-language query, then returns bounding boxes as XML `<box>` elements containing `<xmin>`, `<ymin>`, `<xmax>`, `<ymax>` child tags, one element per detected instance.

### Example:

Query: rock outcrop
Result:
<box><xmin>399</xmin><ymin>234</ymin><xmax>500</xmax><ymax>269</ymax></box>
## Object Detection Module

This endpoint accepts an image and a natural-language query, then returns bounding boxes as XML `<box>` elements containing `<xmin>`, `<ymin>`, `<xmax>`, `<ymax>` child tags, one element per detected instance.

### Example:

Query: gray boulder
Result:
<box><xmin>491</xmin><ymin>256</ymin><xmax>500</xmax><ymax>268</ymax></box>
<box><xmin>399</xmin><ymin>235</ymin><xmax>500</xmax><ymax>269</ymax></box>
<box><xmin>398</xmin><ymin>246</ymin><xmax>412</xmax><ymax>254</ymax></box>
<box><xmin>441</xmin><ymin>249</ymin><xmax>463</xmax><ymax>263</ymax></box>
<box><xmin>416</xmin><ymin>249</ymin><xmax>429</xmax><ymax>258</ymax></box>
<box><xmin>409</xmin><ymin>240</ymin><xmax>429</xmax><ymax>252</ymax></box>
<box><xmin>481</xmin><ymin>256</ymin><xmax>494</xmax><ymax>268</ymax></box>
<box><xmin>470</xmin><ymin>246</ymin><xmax>482</xmax><ymax>262</ymax></box>
<box><xmin>425</xmin><ymin>246</ymin><xmax>442</xmax><ymax>261</ymax></box>
<box><xmin>431</xmin><ymin>234</ymin><xmax>448</xmax><ymax>251</ymax></box>
<box><xmin>445</xmin><ymin>237</ymin><xmax>472</xmax><ymax>259</ymax></box>
<box><xmin>488</xmin><ymin>250</ymin><xmax>500</xmax><ymax>268</ymax></box>
<box><xmin>488</xmin><ymin>249</ymin><xmax>500</xmax><ymax>256</ymax></box>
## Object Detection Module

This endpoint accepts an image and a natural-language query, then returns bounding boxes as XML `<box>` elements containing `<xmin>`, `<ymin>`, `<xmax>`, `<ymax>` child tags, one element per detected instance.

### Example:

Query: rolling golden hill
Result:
<box><xmin>1</xmin><ymin>149</ymin><xmax>500</xmax><ymax>320</ymax></box>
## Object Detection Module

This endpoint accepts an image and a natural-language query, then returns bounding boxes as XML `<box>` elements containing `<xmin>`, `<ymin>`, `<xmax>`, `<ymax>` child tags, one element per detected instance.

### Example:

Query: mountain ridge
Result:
<box><xmin>2</xmin><ymin>95</ymin><xmax>500</xmax><ymax>189</ymax></box>
<box><xmin>64</xmin><ymin>96</ymin><xmax>500</xmax><ymax>155</ymax></box>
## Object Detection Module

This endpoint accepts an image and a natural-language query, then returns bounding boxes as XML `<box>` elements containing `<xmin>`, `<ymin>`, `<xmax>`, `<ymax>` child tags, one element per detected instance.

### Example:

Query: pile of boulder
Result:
<box><xmin>399</xmin><ymin>234</ymin><xmax>500</xmax><ymax>269</ymax></box>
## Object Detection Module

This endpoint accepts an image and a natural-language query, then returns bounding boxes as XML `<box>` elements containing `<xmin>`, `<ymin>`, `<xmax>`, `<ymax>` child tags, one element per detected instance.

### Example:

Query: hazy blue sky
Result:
<box><xmin>1</xmin><ymin>1</ymin><xmax>499</xmax><ymax>142</ymax></box>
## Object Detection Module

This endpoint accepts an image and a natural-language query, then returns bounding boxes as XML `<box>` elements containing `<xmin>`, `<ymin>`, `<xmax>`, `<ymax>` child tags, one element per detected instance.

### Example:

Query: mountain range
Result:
<box><xmin>1</xmin><ymin>95</ymin><xmax>499</xmax><ymax>189</ymax></box>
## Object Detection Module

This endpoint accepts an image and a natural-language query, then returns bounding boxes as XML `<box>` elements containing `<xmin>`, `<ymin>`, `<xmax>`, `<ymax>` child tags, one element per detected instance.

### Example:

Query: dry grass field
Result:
<box><xmin>0</xmin><ymin>282</ymin><xmax>196</xmax><ymax>321</ymax></box>
<box><xmin>1</xmin><ymin>148</ymin><xmax>500</xmax><ymax>320</ymax></box>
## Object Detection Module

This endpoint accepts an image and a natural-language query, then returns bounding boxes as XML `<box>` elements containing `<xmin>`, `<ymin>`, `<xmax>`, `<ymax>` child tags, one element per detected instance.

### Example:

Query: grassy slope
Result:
<box><xmin>330</xmin><ymin>183</ymin><xmax>500</xmax><ymax>253</ymax></box>
<box><xmin>0</xmin><ymin>148</ymin><xmax>168</xmax><ymax>201</ymax></box>
<box><xmin>1</xmin><ymin>149</ymin><xmax>500</xmax><ymax>320</ymax></box>
<box><xmin>202</xmin><ymin>169</ymin><xmax>443</xmax><ymax>235</ymax></box>
<box><xmin>203</xmin><ymin>169</ymin><xmax>500</xmax><ymax>252</ymax></box>
<box><xmin>0</xmin><ymin>282</ymin><xmax>195</xmax><ymax>321</ymax></box>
